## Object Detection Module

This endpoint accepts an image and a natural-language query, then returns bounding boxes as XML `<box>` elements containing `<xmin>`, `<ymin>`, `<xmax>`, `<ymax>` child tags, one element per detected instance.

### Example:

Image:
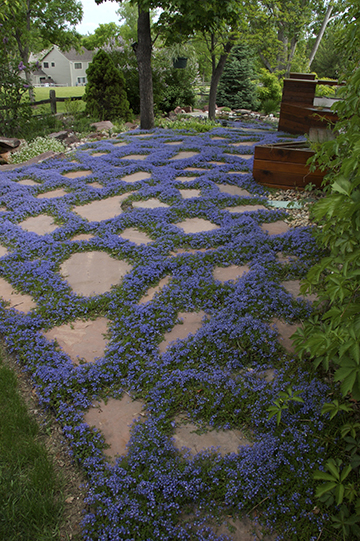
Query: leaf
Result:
<box><xmin>314</xmin><ymin>471</ymin><xmax>338</xmax><ymax>482</ymax></box>
<box><xmin>315</xmin><ymin>482</ymin><xmax>337</xmax><ymax>498</ymax></box>
<box><xmin>326</xmin><ymin>459</ymin><xmax>341</xmax><ymax>480</ymax></box>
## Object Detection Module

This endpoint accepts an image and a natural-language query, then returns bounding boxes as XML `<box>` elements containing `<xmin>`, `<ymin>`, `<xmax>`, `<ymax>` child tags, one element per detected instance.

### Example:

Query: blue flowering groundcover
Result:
<box><xmin>0</xmin><ymin>123</ymin><xmax>331</xmax><ymax>540</ymax></box>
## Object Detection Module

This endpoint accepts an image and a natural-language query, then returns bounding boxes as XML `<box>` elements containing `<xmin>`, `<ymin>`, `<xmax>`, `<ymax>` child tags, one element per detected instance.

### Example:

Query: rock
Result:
<box><xmin>0</xmin><ymin>151</ymin><xmax>11</xmax><ymax>165</ymax></box>
<box><xmin>182</xmin><ymin>106</ymin><xmax>192</xmax><ymax>113</ymax></box>
<box><xmin>174</xmin><ymin>106</ymin><xmax>183</xmax><ymax>114</ymax></box>
<box><xmin>124</xmin><ymin>122</ymin><xmax>138</xmax><ymax>130</ymax></box>
<box><xmin>168</xmin><ymin>112</ymin><xmax>177</xmax><ymax>120</ymax></box>
<box><xmin>202</xmin><ymin>106</ymin><xmax>209</xmax><ymax>112</ymax></box>
<box><xmin>90</xmin><ymin>121</ymin><xmax>114</xmax><ymax>132</ymax></box>
<box><xmin>48</xmin><ymin>130</ymin><xmax>69</xmax><ymax>141</ymax></box>
<box><xmin>0</xmin><ymin>136</ymin><xmax>21</xmax><ymax>151</ymax></box>
<box><xmin>63</xmin><ymin>135</ymin><xmax>79</xmax><ymax>145</ymax></box>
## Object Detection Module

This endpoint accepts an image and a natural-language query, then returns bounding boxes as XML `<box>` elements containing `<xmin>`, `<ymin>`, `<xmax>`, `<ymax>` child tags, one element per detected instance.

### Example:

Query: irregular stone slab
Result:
<box><xmin>18</xmin><ymin>179</ymin><xmax>39</xmax><ymax>186</ymax></box>
<box><xmin>132</xmin><ymin>198</ymin><xmax>169</xmax><ymax>209</ymax></box>
<box><xmin>281</xmin><ymin>280</ymin><xmax>318</xmax><ymax>302</ymax></box>
<box><xmin>90</xmin><ymin>120</ymin><xmax>114</xmax><ymax>132</ymax></box>
<box><xmin>165</xmin><ymin>141</ymin><xmax>183</xmax><ymax>145</ymax></box>
<box><xmin>60</xmin><ymin>251</ymin><xmax>132</xmax><ymax>296</ymax></box>
<box><xmin>121</xmin><ymin>171</ymin><xmax>151</xmax><ymax>183</ymax></box>
<box><xmin>120</xmin><ymin>154</ymin><xmax>148</xmax><ymax>161</ymax></box>
<box><xmin>209</xmin><ymin>161</ymin><xmax>224</xmax><ymax>165</ymax></box>
<box><xmin>170</xmin><ymin>248</ymin><xmax>213</xmax><ymax>256</ymax></box>
<box><xmin>0</xmin><ymin>207</ymin><xmax>7</xmax><ymax>212</ymax></box>
<box><xmin>44</xmin><ymin>317</ymin><xmax>109</xmax><ymax>364</ymax></box>
<box><xmin>91</xmin><ymin>152</ymin><xmax>108</xmax><ymax>157</ymax></box>
<box><xmin>230</xmin><ymin>141</ymin><xmax>257</xmax><ymax>146</ymax></box>
<box><xmin>139</xmin><ymin>276</ymin><xmax>171</xmax><ymax>304</ymax></box>
<box><xmin>184</xmin><ymin>167</ymin><xmax>206</xmax><ymax>172</ymax></box>
<box><xmin>173</xmin><ymin>418</ymin><xmax>251</xmax><ymax>457</ymax></box>
<box><xmin>130</xmin><ymin>133</ymin><xmax>153</xmax><ymax>138</ymax></box>
<box><xmin>260</xmin><ymin>221</ymin><xmax>290</xmax><ymax>235</ymax></box>
<box><xmin>0</xmin><ymin>245</ymin><xmax>8</xmax><ymax>257</ymax></box>
<box><xmin>225</xmin><ymin>153</ymin><xmax>252</xmax><ymax>160</ymax></box>
<box><xmin>19</xmin><ymin>214</ymin><xmax>58</xmax><ymax>235</ymax></box>
<box><xmin>197</xmin><ymin>516</ymin><xmax>277</xmax><ymax>541</ymax></box>
<box><xmin>63</xmin><ymin>169</ymin><xmax>92</xmax><ymax>179</ymax></box>
<box><xmin>225</xmin><ymin>204</ymin><xmax>267</xmax><ymax>214</ymax></box>
<box><xmin>88</xmin><ymin>182</ymin><xmax>103</xmax><ymax>188</ymax></box>
<box><xmin>213</xmin><ymin>264</ymin><xmax>250</xmax><ymax>283</ymax></box>
<box><xmin>85</xmin><ymin>395</ymin><xmax>145</xmax><ymax>460</ymax></box>
<box><xmin>169</xmin><ymin>151</ymin><xmax>199</xmax><ymax>160</ymax></box>
<box><xmin>211</xmin><ymin>137</ymin><xmax>227</xmax><ymax>140</ymax></box>
<box><xmin>159</xmin><ymin>311</ymin><xmax>206</xmax><ymax>353</ymax></box>
<box><xmin>0</xmin><ymin>277</ymin><xmax>36</xmax><ymax>313</ymax></box>
<box><xmin>71</xmin><ymin>233</ymin><xmax>95</xmax><ymax>241</ymax></box>
<box><xmin>112</xmin><ymin>141</ymin><xmax>128</xmax><ymax>147</ymax></box>
<box><xmin>179</xmin><ymin>189</ymin><xmax>201</xmax><ymax>199</ymax></box>
<box><xmin>119</xmin><ymin>227</ymin><xmax>153</xmax><ymax>245</ymax></box>
<box><xmin>175</xmin><ymin>176</ymin><xmax>197</xmax><ymax>182</ymax></box>
<box><xmin>176</xmin><ymin>218</ymin><xmax>220</xmax><ymax>234</ymax></box>
<box><xmin>73</xmin><ymin>194</ymin><xmax>129</xmax><ymax>221</ymax></box>
<box><xmin>271</xmin><ymin>318</ymin><xmax>301</xmax><ymax>354</ymax></box>
<box><xmin>277</xmin><ymin>252</ymin><xmax>298</xmax><ymax>264</ymax></box>
<box><xmin>36</xmin><ymin>188</ymin><xmax>67</xmax><ymax>199</ymax></box>
<box><xmin>218</xmin><ymin>185</ymin><xmax>250</xmax><ymax>197</ymax></box>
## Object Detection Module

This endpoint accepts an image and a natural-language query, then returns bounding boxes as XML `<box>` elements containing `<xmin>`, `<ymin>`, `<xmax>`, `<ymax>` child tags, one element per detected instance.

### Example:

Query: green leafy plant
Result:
<box><xmin>267</xmin><ymin>386</ymin><xmax>304</xmax><ymax>426</ymax></box>
<box><xmin>10</xmin><ymin>137</ymin><xmax>65</xmax><ymax>164</ymax></box>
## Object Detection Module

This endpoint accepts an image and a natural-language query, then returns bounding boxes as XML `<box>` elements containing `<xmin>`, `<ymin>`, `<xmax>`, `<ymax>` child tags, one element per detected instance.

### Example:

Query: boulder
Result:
<box><xmin>0</xmin><ymin>137</ymin><xmax>21</xmax><ymax>152</ymax></box>
<box><xmin>48</xmin><ymin>130</ymin><xmax>69</xmax><ymax>141</ymax></box>
<box><xmin>90</xmin><ymin>121</ymin><xmax>114</xmax><ymax>132</ymax></box>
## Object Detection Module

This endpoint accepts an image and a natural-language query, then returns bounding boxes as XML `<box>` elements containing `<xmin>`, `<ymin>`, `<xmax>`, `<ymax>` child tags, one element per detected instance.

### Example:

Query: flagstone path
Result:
<box><xmin>0</xmin><ymin>124</ymin><xmax>315</xmax><ymax>541</ymax></box>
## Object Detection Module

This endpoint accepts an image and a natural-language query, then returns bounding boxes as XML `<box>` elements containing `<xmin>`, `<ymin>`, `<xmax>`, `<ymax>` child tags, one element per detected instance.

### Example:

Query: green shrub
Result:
<box><xmin>216</xmin><ymin>43</ymin><xmax>260</xmax><ymax>111</ymax></box>
<box><xmin>83</xmin><ymin>49</ymin><xmax>132</xmax><ymax>122</ymax></box>
<box><xmin>256</xmin><ymin>69</ymin><xmax>283</xmax><ymax>113</ymax></box>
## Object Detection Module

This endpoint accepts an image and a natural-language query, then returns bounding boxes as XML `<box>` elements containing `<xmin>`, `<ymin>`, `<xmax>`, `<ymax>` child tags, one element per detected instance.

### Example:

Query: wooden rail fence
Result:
<box><xmin>33</xmin><ymin>90</ymin><xmax>83</xmax><ymax>114</ymax></box>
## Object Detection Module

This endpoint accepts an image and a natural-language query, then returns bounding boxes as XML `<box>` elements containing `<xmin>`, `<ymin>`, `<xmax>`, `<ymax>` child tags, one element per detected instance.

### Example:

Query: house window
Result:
<box><xmin>74</xmin><ymin>62</ymin><xmax>82</xmax><ymax>69</ymax></box>
<box><xmin>51</xmin><ymin>62</ymin><xmax>55</xmax><ymax>67</ymax></box>
<box><xmin>77</xmin><ymin>77</ymin><xmax>86</xmax><ymax>85</ymax></box>
<box><xmin>43</xmin><ymin>62</ymin><xmax>49</xmax><ymax>68</ymax></box>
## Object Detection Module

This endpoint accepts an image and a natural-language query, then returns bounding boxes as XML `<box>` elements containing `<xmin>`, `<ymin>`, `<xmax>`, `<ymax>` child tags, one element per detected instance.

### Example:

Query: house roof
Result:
<box><xmin>42</xmin><ymin>46</ymin><xmax>93</xmax><ymax>62</ymax></box>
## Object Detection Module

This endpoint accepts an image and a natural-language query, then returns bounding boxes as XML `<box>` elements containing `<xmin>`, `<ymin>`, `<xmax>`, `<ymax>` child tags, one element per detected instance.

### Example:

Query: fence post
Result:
<box><xmin>49</xmin><ymin>89</ymin><xmax>56</xmax><ymax>114</ymax></box>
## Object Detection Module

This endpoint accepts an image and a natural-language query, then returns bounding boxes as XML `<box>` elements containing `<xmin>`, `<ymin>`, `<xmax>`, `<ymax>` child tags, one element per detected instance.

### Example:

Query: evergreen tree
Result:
<box><xmin>216</xmin><ymin>43</ymin><xmax>260</xmax><ymax>111</ymax></box>
<box><xmin>83</xmin><ymin>49</ymin><xmax>132</xmax><ymax>122</ymax></box>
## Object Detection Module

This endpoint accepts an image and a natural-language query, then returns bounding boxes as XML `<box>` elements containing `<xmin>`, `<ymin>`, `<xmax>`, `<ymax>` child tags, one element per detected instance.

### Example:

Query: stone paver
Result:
<box><xmin>120</xmin><ymin>154</ymin><xmax>148</xmax><ymax>160</ymax></box>
<box><xmin>225</xmin><ymin>153</ymin><xmax>252</xmax><ymax>160</ymax></box>
<box><xmin>132</xmin><ymin>198</ymin><xmax>169</xmax><ymax>209</ymax></box>
<box><xmin>225</xmin><ymin>204</ymin><xmax>267</xmax><ymax>213</ymax></box>
<box><xmin>230</xmin><ymin>141</ymin><xmax>258</xmax><ymax>146</ymax></box>
<box><xmin>63</xmin><ymin>169</ymin><xmax>92</xmax><ymax>179</ymax></box>
<box><xmin>18</xmin><ymin>179</ymin><xmax>39</xmax><ymax>185</ymax></box>
<box><xmin>73</xmin><ymin>194</ymin><xmax>129</xmax><ymax>221</ymax></box>
<box><xmin>196</xmin><ymin>516</ymin><xmax>277</xmax><ymax>541</ymax></box>
<box><xmin>213</xmin><ymin>264</ymin><xmax>250</xmax><ymax>283</ymax></box>
<box><xmin>112</xmin><ymin>141</ymin><xmax>128</xmax><ymax>147</ymax></box>
<box><xmin>159</xmin><ymin>311</ymin><xmax>206</xmax><ymax>353</ymax></box>
<box><xmin>0</xmin><ymin>245</ymin><xmax>8</xmax><ymax>257</ymax></box>
<box><xmin>184</xmin><ymin>167</ymin><xmax>206</xmax><ymax>172</ymax></box>
<box><xmin>119</xmin><ymin>227</ymin><xmax>153</xmax><ymax>245</ymax></box>
<box><xmin>88</xmin><ymin>182</ymin><xmax>103</xmax><ymax>188</ymax></box>
<box><xmin>173</xmin><ymin>418</ymin><xmax>251</xmax><ymax>457</ymax></box>
<box><xmin>169</xmin><ymin>151</ymin><xmax>199</xmax><ymax>160</ymax></box>
<box><xmin>19</xmin><ymin>214</ymin><xmax>58</xmax><ymax>235</ymax></box>
<box><xmin>271</xmin><ymin>318</ymin><xmax>301</xmax><ymax>354</ymax></box>
<box><xmin>211</xmin><ymin>137</ymin><xmax>227</xmax><ymax>140</ymax></box>
<box><xmin>121</xmin><ymin>171</ymin><xmax>151</xmax><ymax>183</ymax></box>
<box><xmin>0</xmin><ymin>277</ymin><xmax>36</xmax><ymax>313</ymax></box>
<box><xmin>60</xmin><ymin>251</ymin><xmax>132</xmax><ymax>296</ymax></box>
<box><xmin>43</xmin><ymin>317</ymin><xmax>109</xmax><ymax>364</ymax></box>
<box><xmin>260</xmin><ymin>221</ymin><xmax>290</xmax><ymax>235</ymax></box>
<box><xmin>209</xmin><ymin>161</ymin><xmax>224</xmax><ymax>165</ymax></box>
<box><xmin>71</xmin><ymin>233</ymin><xmax>95</xmax><ymax>241</ymax></box>
<box><xmin>277</xmin><ymin>252</ymin><xmax>298</xmax><ymax>264</ymax></box>
<box><xmin>139</xmin><ymin>276</ymin><xmax>171</xmax><ymax>304</ymax></box>
<box><xmin>85</xmin><ymin>395</ymin><xmax>145</xmax><ymax>461</ymax></box>
<box><xmin>179</xmin><ymin>189</ymin><xmax>201</xmax><ymax>199</ymax></box>
<box><xmin>228</xmin><ymin>171</ymin><xmax>249</xmax><ymax>175</ymax></box>
<box><xmin>218</xmin><ymin>185</ymin><xmax>250</xmax><ymax>197</ymax></box>
<box><xmin>281</xmin><ymin>280</ymin><xmax>318</xmax><ymax>302</ymax></box>
<box><xmin>0</xmin><ymin>206</ymin><xmax>8</xmax><ymax>212</ymax></box>
<box><xmin>165</xmin><ymin>141</ymin><xmax>183</xmax><ymax>145</ymax></box>
<box><xmin>175</xmin><ymin>176</ymin><xmax>197</xmax><ymax>182</ymax></box>
<box><xmin>176</xmin><ymin>218</ymin><xmax>220</xmax><ymax>234</ymax></box>
<box><xmin>36</xmin><ymin>188</ymin><xmax>68</xmax><ymax>199</ymax></box>
<box><xmin>92</xmin><ymin>152</ymin><xmax>108</xmax><ymax>157</ymax></box>
<box><xmin>170</xmin><ymin>248</ymin><xmax>213</xmax><ymax>256</ymax></box>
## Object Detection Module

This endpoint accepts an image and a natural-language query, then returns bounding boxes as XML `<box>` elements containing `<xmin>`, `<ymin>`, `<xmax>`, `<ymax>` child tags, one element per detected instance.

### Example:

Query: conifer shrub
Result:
<box><xmin>216</xmin><ymin>43</ymin><xmax>260</xmax><ymax>111</ymax></box>
<box><xmin>83</xmin><ymin>49</ymin><xmax>132</xmax><ymax>121</ymax></box>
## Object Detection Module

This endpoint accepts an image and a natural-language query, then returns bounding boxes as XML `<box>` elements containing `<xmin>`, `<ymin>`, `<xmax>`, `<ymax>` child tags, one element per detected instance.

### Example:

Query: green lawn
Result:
<box><xmin>33</xmin><ymin>86</ymin><xmax>86</xmax><ymax>114</ymax></box>
<box><xmin>0</xmin><ymin>350</ymin><xmax>65</xmax><ymax>540</ymax></box>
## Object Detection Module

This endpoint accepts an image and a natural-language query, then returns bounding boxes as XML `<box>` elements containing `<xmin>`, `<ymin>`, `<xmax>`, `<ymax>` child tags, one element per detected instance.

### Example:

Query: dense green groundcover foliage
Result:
<box><xmin>83</xmin><ymin>49</ymin><xmax>132</xmax><ymax>122</ymax></box>
<box><xmin>293</xmin><ymin>1</ymin><xmax>360</xmax><ymax>537</ymax></box>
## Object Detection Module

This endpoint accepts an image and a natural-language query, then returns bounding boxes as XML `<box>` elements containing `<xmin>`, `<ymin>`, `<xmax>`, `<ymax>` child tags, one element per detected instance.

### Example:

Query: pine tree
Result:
<box><xmin>216</xmin><ymin>44</ymin><xmax>260</xmax><ymax>111</ymax></box>
<box><xmin>83</xmin><ymin>49</ymin><xmax>132</xmax><ymax>121</ymax></box>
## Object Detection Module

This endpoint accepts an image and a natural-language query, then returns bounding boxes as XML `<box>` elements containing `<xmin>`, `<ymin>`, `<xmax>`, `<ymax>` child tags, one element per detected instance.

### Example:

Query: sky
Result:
<box><xmin>75</xmin><ymin>0</ymin><xmax>121</xmax><ymax>36</ymax></box>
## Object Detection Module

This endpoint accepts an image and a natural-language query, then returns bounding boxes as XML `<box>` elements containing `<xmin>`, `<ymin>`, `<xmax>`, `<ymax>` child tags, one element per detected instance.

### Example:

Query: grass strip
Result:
<box><xmin>0</xmin><ymin>350</ymin><xmax>64</xmax><ymax>541</ymax></box>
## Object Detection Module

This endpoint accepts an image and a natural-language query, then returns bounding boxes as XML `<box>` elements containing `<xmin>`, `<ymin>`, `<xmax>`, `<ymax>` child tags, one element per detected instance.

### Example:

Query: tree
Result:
<box><xmin>83</xmin><ymin>49</ymin><xmax>132</xmax><ymax>121</ymax></box>
<box><xmin>82</xmin><ymin>22</ymin><xmax>123</xmax><ymax>50</ymax></box>
<box><xmin>1</xmin><ymin>0</ymin><xmax>83</xmax><ymax>93</ymax></box>
<box><xmin>216</xmin><ymin>43</ymin><xmax>260</xmax><ymax>111</ymax></box>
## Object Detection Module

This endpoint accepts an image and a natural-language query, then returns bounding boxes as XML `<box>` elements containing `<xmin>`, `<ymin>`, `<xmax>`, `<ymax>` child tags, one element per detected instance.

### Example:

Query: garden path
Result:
<box><xmin>0</xmin><ymin>123</ymin><xmax>321</xmax><ymax>541</ymax></box>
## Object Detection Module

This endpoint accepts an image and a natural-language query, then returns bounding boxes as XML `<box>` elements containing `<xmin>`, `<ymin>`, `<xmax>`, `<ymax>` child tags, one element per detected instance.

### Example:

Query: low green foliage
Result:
<box><xmin>292</xmin><ymin>1</ymin><xmax>360</xmax><ymax>536</ymax></box>
<box><xmin>267</xmin><ymin>386</ymin><xmax>304</xmax><ymax>426</ymax></box>
<box><xmin>10</xmin><ymin>136</ymin><xmax>65</xmax><ymax>164</ymax></box>
<box><xmin>155</xmin><ymin>116</ymin><xmax>218</xmax><ymax>132</ymax></box>
<box><xmin>256</xmin><ymin>69</ymin><xmax>282</xmax><ymax>114</ymax></box>
<box><xmin>0</xmin><ymin>353</ymin><xmax>64</xmax><ymax>540</ymax></box>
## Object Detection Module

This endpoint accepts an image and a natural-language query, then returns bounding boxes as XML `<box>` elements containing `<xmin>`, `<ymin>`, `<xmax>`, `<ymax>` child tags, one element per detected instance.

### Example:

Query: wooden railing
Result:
<box><xmin>33</xmin><ymin>90</ymin><xmax>83</xmax><ymax>114</ymax></box>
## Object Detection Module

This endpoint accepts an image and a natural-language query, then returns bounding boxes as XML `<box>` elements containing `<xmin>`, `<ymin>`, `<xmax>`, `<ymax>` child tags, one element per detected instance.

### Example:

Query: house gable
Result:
<box><xmin>39</xmin><ymin>46</ymin><xmax>93</xmax><ymax>86</ymax></box>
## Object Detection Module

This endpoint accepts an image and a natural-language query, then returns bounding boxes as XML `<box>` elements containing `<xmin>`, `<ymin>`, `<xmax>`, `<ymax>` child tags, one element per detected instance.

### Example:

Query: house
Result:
<box><xmin>35</xmin><ymin>46</ymin><xmax>94</xmax><ymax>87</ymax></box>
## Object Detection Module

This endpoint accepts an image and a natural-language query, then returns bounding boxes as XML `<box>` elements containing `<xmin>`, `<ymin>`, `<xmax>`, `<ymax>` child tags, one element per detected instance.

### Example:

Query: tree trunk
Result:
<box><xmin>208</xmin><ymin>41</ymin><xmax>233</xmax><ymax>121</ymax></box>
<box><xmin>135</xmin><ymin>6</ymin><xmax>154</xmax><ymax>130</ymax></box>
<box><xmin>309</xmin><ymin>4</ymin><xmax>334</xmax><ymax>68</ymax></box>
